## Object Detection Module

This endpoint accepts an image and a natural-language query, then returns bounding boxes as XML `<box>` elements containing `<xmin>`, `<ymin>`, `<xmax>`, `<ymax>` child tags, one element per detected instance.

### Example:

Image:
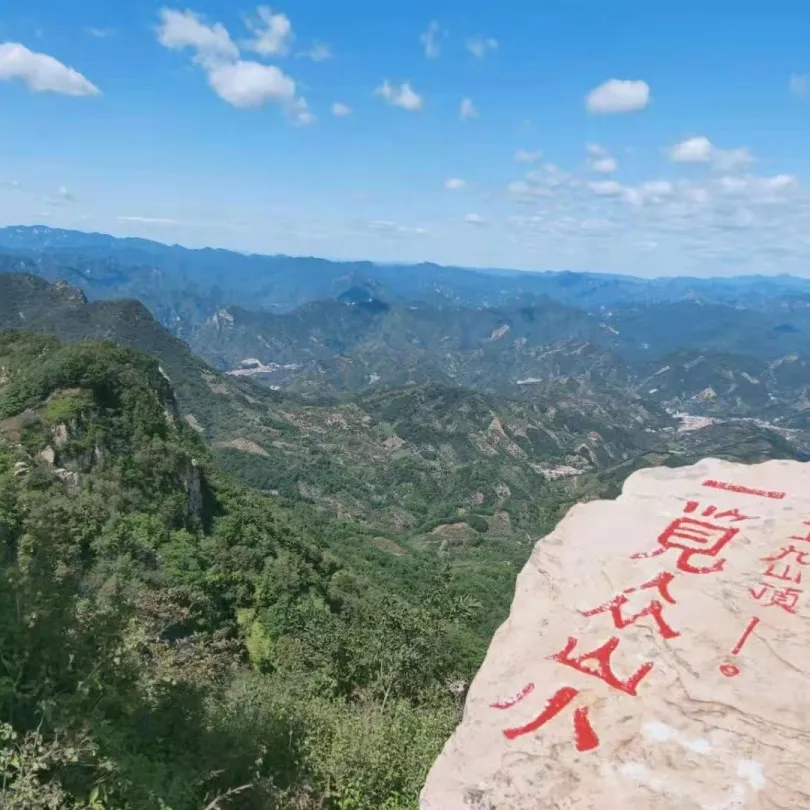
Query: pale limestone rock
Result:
<box><xmin>421</xmin><ymin>457</ymin><xmax>810</xmax><ymax>810</ymax></box>
<box><xmin>54</xmin><ymin>468</ymin><xmax>80</xmax><ymax>488</ymax></box>
<box><xmin>52</xmin><ymin>423</ymin><xmax>69</xmax><ymax>447</ymax></box>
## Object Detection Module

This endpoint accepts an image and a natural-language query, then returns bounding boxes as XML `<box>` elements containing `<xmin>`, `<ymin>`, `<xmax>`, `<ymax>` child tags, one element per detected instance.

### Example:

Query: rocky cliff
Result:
<box><xmin>421</xmin><ymin>457</ymin><xmax>810</xmax><ymax>809</ymax></box>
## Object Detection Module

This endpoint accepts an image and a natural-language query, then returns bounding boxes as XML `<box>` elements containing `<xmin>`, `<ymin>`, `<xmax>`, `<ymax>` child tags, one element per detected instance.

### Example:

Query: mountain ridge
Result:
<box><xmin>5</xmin><ymin>226</ymin><xmax>810</xmax><ymax>323</ymax></box>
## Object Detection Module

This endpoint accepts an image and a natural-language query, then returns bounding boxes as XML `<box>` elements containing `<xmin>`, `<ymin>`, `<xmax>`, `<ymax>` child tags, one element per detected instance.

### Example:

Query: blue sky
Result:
<box><xmin>1</xmin><ymin>0</ymin><xmax>810</xmax><ymax>276</ymax></box>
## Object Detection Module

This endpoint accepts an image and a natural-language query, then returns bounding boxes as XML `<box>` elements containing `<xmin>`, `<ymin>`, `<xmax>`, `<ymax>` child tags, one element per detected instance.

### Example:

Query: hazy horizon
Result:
<box><xmin>5</xmin><ymin>221</ymin><xmax>810</xmax><ymax>285</ymax></box>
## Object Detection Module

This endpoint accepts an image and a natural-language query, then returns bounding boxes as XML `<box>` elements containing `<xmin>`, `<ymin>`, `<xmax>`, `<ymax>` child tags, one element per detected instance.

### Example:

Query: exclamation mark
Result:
<box><xmin>719</xmin><ymin>617</ymin><xmax>760</xmax><ymax>678</ymax></box>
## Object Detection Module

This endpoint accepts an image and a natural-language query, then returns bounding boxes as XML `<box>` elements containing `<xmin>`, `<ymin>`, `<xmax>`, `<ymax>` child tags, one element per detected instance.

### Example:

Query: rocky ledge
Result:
<box><xmin>421</xmin><ymin>457</ymin><xmax>810</xmax><ymax>810</ymax></box>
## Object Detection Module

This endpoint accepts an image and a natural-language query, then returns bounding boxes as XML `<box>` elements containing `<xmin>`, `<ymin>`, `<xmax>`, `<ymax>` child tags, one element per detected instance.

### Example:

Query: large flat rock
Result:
<box><xmin>421</xmin><ymin>458</ymin><xmax>810</xmax><ymax>809</ymax></box>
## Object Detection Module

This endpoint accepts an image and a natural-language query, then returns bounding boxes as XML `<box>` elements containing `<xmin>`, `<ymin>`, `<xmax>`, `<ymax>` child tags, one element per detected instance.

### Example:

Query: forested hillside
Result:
<box><xmin>0</xmin><ymin>332</ymin><xmax>480</xmax><ymax>809</ymax></box>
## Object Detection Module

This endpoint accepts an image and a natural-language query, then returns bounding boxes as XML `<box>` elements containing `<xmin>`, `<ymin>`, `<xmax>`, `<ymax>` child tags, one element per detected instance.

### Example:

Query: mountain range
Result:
<box><xmin>2</xmin><ymin>228</ymin><xmax>810</xmax><ymax>617</ymax></box>
<box><xmin>4</xmin><ymin>224</ymin><xmax>810</xmax><ymax>317</ymax></box>
<box><xmin>3</xmin><ymin>226</ymin><xmax>809</xmax><ymax>418</ymax></box>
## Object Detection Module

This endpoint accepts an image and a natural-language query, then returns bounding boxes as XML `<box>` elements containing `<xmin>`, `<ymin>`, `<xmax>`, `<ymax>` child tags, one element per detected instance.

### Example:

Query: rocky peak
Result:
<box><xmin>421</xmin><ymin>457</ymin><xmax>810</xmax><ymax>809</ymax></box>
<box><xmin>53</xmin><ymin>280</ymin><xmax>88</xmax><ymax>305</ymax></box>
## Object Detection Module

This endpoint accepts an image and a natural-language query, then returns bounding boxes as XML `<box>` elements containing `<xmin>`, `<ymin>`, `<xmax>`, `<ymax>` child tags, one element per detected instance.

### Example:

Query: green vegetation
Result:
<box><xmin>0</xmin><ymin>332</ymin><xmax>481</xmax><ymax>809</ymax></box>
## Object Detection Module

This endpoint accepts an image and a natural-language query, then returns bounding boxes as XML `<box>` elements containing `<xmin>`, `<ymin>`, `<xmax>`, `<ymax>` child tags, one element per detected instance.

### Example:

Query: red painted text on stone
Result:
<box><xmin>580</xmin><ymin>570</ymin><xmax>680</xmax><ymax>640</ymax></box>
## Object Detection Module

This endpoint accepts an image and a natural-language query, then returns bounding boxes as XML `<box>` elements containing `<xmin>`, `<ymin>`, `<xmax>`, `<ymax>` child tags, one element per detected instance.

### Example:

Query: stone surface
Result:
<box><xmin>421</xmin><ymin>458</ymin><xmax>810</xmax><ymax>810</ymax></box>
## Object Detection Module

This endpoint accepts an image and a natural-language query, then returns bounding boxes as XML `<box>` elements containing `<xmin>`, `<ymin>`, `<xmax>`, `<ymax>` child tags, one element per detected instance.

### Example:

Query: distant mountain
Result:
<box><xmin>5</xmin><ymin>267</ymin><xmax>810</xmax><ymax>434</ymax></box>
<box><xmin>187</xmin><ymin>292</ymin><xmax>810</xmax><ymax>429</ymax></box>
<box><xmin>636</xmin><ymin>349</ymin><xmax>810</xmax><ymax>419</ymax></box>
<box><xmin>608</xmin><ymin>300</ymin><xmax>810</xmax><ymax>360</ymax></box>
<box><xmin>189</xmin><ymin>294</ymin><xmax>630</xmax><ymax>397</ymax></box>
<box><xmin>5</xmin><ymin>226</ymin><xmax>810</xmax><ymax>330</ymax></box>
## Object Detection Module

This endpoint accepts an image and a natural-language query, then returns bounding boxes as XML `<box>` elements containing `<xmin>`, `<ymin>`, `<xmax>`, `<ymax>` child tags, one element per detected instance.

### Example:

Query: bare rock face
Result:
<box><xmin>421</xmin><ymin>458</ymin><xmax>810</xmax><ymax>810</ymax></box>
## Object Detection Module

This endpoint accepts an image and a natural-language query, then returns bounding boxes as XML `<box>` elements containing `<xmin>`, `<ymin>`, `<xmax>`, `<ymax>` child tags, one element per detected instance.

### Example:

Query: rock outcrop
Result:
<box><xmin>421</xmin><ymin>457</ymin><xmax>810</xmax><ymax>809</ymax></box>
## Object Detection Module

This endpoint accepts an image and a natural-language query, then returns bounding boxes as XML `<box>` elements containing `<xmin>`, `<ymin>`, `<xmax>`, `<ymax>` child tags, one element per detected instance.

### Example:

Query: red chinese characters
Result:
<box><xmin>632</xmin><ymin>500</ymin><xmax>750</xmax><ymax>574</ymax></box>
<box><xmin>548</xmin><ymin>635</ymin><xmax>654</xmax><ymax>695</ymax></box>
<box><xmin>702</xmin><ymin>479</ymin><xmax>786</xmax><ymax>500</ymax></box>
<box><xmin>490</xmin><ymin>682</ymin><xmax>535</xmax><ymax>710</ymax></box>
<box><xmin>492</xmin><ymin>496</ymin><xmax>753</xmax><ymax>753</ymax></box>
<box><xmin>721</xmin><ymin>521</ymin><xmax>809</xmax><ymax>675</ymax></box>
<box><xmin>502</xmin><ymin>686</ymin><xmax>599</xmax><ymax>752</ymax></box>
<box><xmin>750</xmin><ymin>584</ymin><xmax>801</xmax><ymax>614</ymax></box>
<box><xmin>580</xmin><ymin>570</ymin><xmax>680</xmax><ymax>640</ymax></box>
<box><xmin>749</xmin><ymin>524</ymin><xmax>810</xmax><ymax>615</ymax></box>
<box><xmin>499</xmin><ymin>636</ymin><xmax>656</xmax><ymax>751</ymax></box>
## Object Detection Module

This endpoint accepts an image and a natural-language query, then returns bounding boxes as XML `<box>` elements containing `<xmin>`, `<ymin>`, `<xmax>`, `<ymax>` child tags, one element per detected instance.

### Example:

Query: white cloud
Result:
<box><xmin>466</xmin><ymin>36</ymin><xmax>498</xmax><ymax>58</ymax></box>
<box><xmin>460</xmin><ymin>97</ymin><xmax>478</xmax><ymax>119</ymax></box>
<box><xmin>420</xmin><ymin>20</ymin><xmax>443</xmax><ymax>59</ymax></box>
<box><xmin>0</xmin><ymin>42</ymin><xmax>100</xmax><ymax>96</ymax></box>
<box><xmin>640</xmin><ymin>180</ymin><xmax>674</xmax><ymax>197</ymax></box>
<box><xmin>0</xmin><ymin>179</ymin><xmax>21</xmax><ymax>189</ymax></box>
<box><xmin>367</xmin><ymin>220</ymin><xmax>429</xmax><ymax>236</ymax></box>
<box><xmin>289</xmin><ymin>96</ymin><xmax>315</xmax><ymax>125</ymax></box>
<box><xmin>244</xmin><ymin>6</ymin><xmax>293</xmax><ymax>57</ymax></box>
<box><xmin>585</xmin><ymin>79</ymin><xmax>650</xmax><ymax>114</ymax></box>
<box><xmin>668</xmin><ymin>135</ymin><xmax>714</xmax><ymax>163</ymax></box>
<box><xmin>156</xmin><ymin>8</ymin><xmax>239</xmax><ymax>63</ymax></box>
<box><xmin>683</xmin><ymin>186</ymin><xmax>710</xmax><ymax>205</ymax></box>
<box><xmin>84</xmin><ymin>27</ymin><xmax>116</xmax><ymax>38</ymax></box>
<box><xmin>155</xmin><ymin>9</ymin><xmax>304</xmax><ymax>116</ymax></box>
<box><xmin>591</xmin><ymin>156</ymin><xmax>617</xmax><ymax>173</ymax></box>
<box><xmin>586</xmin><ymin>144</ymin><xmax>616</xmax><ymax>172</ymax></box>
<box><xmin>588</xmin><ymin>180</ymin><xmax>625</xmax><ymax>197</ymax></box>
<box><xmin>506</xmin><ymin>179</ymin><xmax>549</xmax><ymax>198</ymax></box>
<box><xmin>763</xmin><ymin>173</ymin><xmax>797</xmax><ymax>191</ymax></box>
<box><xmin>532</xmin><ymin>163</ymin><xmax>571</xmax><ymax>188</ymax></box>
<box><xmin>464</xmin><ymin>212</ymin><xmax>486</xmax><ymax>226</ymax></box>
<box><xmin>496</xmin><ymin>144</ymin><xmax>808</xmax><ymax>274</ymax></box>
<box><xmin>718</xmin><ymin>174</ymin><xmax>797</xmax><ymax>200</ymax></box>
<box><xmin>331</xmin><ymin>102</ymin><xmax>351</xmax><ymax>117</ymax></box>
<box><xmin>505</xmin><ymin>163</ymin><xmax>574</xmax><ymax>203</ymax></box>
<box><xmin>118</xmin><ymin>216</ymin><xmax>181</xmax><ymax>225</ymax></box>
<box><xmin>668</xmin><ymin>136</ymin><xmax>754</xmax><ymax>172</ymax></box>
<box><xmin>44</xmin><ymin>185</ymin><xmax>76</xmax><ymax>207</ymax></box>
<box><xmin>206</xmin><ymin>59</ymin><xmax>295</xmax><ymax>108</ymax></box>
<box><xmin>374</xmin><ymin>80</ymin><xmax>423</xmax><ymax>111</ymax></box>
<box><xmin>445</xmin><ymin>178</ymin><xmax>465</xmax><ymax>190</ymax></box>
<box><xmin>789</xmin><ymin>74</ymin><xmax>810</xmax><ymax>99</ymax></box>
<box><xmin>623</xmin><ymin>180</ymin><xmax>674</xmax><ymax>205</ymax></box>
<box><xmin>718</xmin><ymin>175</ymin><xmax>748</xmax><ymax>194</ymax></box>
<box><xmin>507</xmin><ymin>180</ymin><xmax>532</xmax><ymax>195</ymax></box>
<box><xmin>515</xmin><ymin>149</ymin><xmax>542</xmax><ymax>163</ymax></box>
<box><xmin>713</xmin><ymin>147</ymin><xmax>754</xmax><ymax>172</ymax></box>
<box><xmin>298</xmin><ymin>42</ymin><xmax>332</xmax><ymax>61</ymax></box>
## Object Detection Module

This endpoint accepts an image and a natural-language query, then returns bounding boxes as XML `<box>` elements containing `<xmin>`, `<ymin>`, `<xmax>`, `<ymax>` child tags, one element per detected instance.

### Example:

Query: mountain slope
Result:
<box><xmin>0</xmin><ymin>329</ymin><xmax>482</xmax><ymax>809</ymax></box>
<box><xmin>190</xmin><ymin>294</ymin><xmax>632</xmax><ymax>398</ymax></box>
<box><xmin>0</xmin><ymin>271</ymin><xmax>286</xmax><ymax>445</ymax></box>
<box><xmin>609</xmin><ymin>300</ymin><xmax>810</xmax><ymax>360</ymax></box>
